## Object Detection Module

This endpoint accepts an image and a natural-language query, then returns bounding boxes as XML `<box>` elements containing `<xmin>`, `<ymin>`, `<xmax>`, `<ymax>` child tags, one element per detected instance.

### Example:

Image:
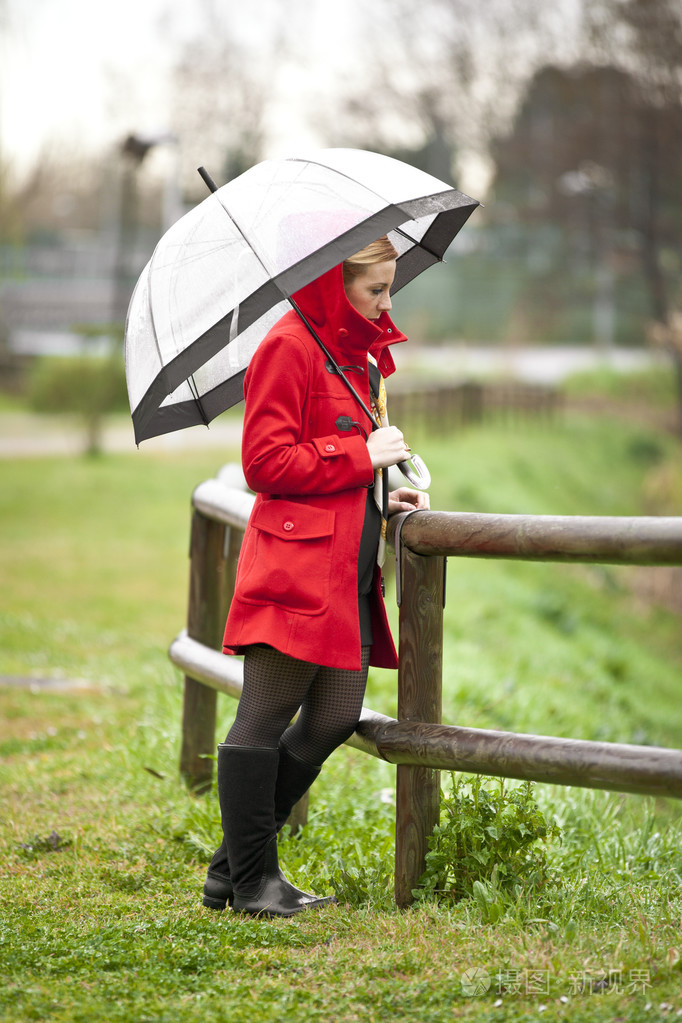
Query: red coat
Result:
<box><xmin>222</xmin><ymin>263</ymin><xmax>406</xmax><ymax>670</ymax></box>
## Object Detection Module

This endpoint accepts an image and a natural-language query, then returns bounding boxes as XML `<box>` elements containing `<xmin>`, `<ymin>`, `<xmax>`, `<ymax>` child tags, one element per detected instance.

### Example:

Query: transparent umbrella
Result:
<box><xmin>124</xmin><ymin>147</ymin><xmax>479</xmax><ymax>446</ymax></box>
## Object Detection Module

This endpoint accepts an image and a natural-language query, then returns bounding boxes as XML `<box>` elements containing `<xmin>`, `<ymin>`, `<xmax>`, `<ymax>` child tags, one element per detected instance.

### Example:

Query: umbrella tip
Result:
<box><xmin>197</xmin><ymin>166</ymin><xmax>218</xmax><ymax>194</ymax></box>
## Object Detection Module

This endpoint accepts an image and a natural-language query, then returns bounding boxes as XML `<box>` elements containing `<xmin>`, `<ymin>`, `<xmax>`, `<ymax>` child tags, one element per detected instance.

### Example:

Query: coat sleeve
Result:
<box><xmin>241</xmin><ymin>330</ymin><xmax>375</xmax><ymax>495</ymax></box>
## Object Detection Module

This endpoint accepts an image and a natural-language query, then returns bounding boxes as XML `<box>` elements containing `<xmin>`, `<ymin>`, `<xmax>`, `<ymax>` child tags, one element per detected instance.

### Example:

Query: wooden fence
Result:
<box><xmin>387</xmin><ymin>379</ymin><xmax>560</xmax><ymax>433</ymax></box>
<box><xmin>170</xmin><ymin>465</ymin><xmax>682</xmax><ymax>908</ymax></box>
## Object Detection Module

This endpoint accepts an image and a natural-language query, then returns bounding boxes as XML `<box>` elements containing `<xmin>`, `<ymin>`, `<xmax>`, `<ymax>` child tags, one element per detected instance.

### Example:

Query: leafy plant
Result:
<box><xmin>325</xmin><ymin>861</ymin><xmax>395</xmax><ymax>911</ymax></box>
<box><xmin>414</xmin><ymin>774</ymin><xmax>561</xmax><ymax>914</ymax></box>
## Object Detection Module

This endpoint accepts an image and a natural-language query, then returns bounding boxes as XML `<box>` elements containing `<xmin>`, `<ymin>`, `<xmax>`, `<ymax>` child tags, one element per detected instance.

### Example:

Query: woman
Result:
<box><xmin>203</xmin><ymin>235</ymin><xmax>429</xmax><ymax>917</ymax></box>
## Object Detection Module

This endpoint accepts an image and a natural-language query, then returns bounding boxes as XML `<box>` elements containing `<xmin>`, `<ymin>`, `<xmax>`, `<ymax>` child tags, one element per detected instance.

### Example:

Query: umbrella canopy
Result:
<box><xmin>125</xmin><ymin>148</ymin><xmax>479</xmax><ymax>444</ymax></box>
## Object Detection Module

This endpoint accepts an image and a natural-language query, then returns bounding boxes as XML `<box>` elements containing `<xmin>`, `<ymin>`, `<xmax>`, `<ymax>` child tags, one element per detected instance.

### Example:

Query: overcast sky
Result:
<box><xmin>1</xmin><ymin>0</ymin><xmax>591</xmax><ymax>200</ymax></box>
<box><xmin>0</xmin><ymin>0</ymin><xmax>357</xmax><ymax>173</ymax></box>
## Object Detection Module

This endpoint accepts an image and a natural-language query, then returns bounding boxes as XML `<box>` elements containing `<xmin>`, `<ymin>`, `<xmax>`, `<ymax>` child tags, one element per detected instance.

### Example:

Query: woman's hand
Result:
<box><xmin>388</xmin><ymin>487</ymin><xmax>430</xmax><ymax>515</ymax></box>
<box><xmin>366</xmin><ymin>426</ymin><xmax>411</xmax><ymax>469</ymax></box>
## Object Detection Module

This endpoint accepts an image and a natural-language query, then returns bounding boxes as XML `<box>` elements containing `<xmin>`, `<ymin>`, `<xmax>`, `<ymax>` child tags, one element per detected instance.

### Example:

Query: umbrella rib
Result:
<box><xmin>211</xmin><ymin>192</ymin><xmax>277</xmax><ymax>281</ymax></box>
<box><xmin>393</xmin><ymin>223</ymin><xmax>440</xmax><ymax>262</ymax></box>
<box><xmin>185</xmin><ymin>373</ymin><xmax>210</xmax><ymax>427</ymax></box>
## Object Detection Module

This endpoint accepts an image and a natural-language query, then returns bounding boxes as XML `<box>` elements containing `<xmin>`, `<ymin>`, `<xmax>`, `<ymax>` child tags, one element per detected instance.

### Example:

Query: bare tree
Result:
<box><xmin>584</xmin><ymin>0</ymin><xmax>682</xmax><ymax>431</ymax></box>
<box><xmin>3</xmin><ymin>147</ymin><xmax>118</xmax><ymax>239</ymax></box>
<box><xmin>584</xmin><ymin>0</ymin><xmax>682</xmax><ymax>317</ymax></box>
<box><xmin>167</xmin><ymin>0</ymin><xmax>301</xmax><ymax>196</ymax></box>
<box><xmin>490</xmin><ymin>62</ymin><xmax>656</xmax><ymax>348</ymax></box>
<box><xmin>312</xmin><ymin>0</ymin><xmax>579</xmax><ymax>189</ymax></box>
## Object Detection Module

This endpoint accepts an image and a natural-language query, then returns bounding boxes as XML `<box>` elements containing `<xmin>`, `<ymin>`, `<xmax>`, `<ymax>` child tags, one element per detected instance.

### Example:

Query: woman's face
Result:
<box><xmin>344</xmin><ymin>260</ymin><xmax>397</xmax><ymax>321</ymax></box>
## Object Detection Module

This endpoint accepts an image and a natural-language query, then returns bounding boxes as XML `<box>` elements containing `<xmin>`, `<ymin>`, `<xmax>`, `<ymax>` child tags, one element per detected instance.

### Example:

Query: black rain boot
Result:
<box><xmin>202</xmin><ymin>742</ymin><xmax>323</xmax><ymax>911</ymax></box>
<box><xmin>202</xmin><ymin>837</ymin><xmax>232</xmax><ymax>911</ymax></box>
<box><xmin>212</xmin><ymin>745</ymin><xmax>333</xmax><ymax>917</ymax></box>
<box><xmin>274</xmin><ymin>743</ymin><xmax>322</xmax><ymax>833</ymax></box>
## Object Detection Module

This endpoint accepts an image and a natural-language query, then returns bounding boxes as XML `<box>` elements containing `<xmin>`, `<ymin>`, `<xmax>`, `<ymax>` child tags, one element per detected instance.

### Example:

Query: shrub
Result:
<box><xmin>28</xmin><ymin>330</ymin><xmax>128</xmax><ymax>455</ymax></box>
<box><xmin>414</xmin><ymin>774</ymin><xmax>560</xmax><ymax>918</ymax></box>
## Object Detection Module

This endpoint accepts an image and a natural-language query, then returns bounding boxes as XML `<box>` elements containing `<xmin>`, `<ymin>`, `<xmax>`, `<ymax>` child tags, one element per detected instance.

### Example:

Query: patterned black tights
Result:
<box><xmin>225</xmin><ymin>644</ymin><xmax>371</xmax><ymax>766</ymax></box>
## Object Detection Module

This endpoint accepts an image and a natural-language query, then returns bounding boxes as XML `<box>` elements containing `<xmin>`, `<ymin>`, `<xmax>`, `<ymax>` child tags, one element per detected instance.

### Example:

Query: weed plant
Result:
<box><xmin>415</xmin><ymin>775</ymin><xmax>561</xmax><ymax>919</ymax></box>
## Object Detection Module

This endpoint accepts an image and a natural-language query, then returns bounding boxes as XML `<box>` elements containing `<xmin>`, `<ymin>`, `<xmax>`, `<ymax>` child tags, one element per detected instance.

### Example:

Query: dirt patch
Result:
<box><xmin>564</xmin><ymin>394</ymin><xmax>679</xmax><ymax>434</ymax></box>
<box><xmin>623</xmin><ymin>566</ymin><xmax>682</xmax><ymax>617</ymax></box>
<box><xmin>0</xmin><ymin>675</ymin><xmax>104</xmax><ymax>692</ymax></box>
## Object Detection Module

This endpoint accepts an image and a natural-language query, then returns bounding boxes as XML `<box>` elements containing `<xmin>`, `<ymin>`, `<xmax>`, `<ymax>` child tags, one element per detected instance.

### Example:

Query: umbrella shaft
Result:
<box><xmin>288</xmin><ymin>298</ymin><xmax>377</xmax><ymax>432</ymax></box>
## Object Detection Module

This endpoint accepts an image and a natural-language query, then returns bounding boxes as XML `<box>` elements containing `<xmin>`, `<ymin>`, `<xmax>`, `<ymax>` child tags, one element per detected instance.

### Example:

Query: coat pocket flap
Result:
<box><xmin>252</xmin><ymin>500</ymin><xmax>335</xmax><ymax>541</ymax></box>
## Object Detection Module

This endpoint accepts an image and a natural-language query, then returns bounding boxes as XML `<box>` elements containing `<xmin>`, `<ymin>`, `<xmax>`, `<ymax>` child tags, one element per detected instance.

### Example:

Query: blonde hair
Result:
<box><xmin>342</xmin><ymin>235</ymin><xmax>398</xmax><ymax>286</ymax></box>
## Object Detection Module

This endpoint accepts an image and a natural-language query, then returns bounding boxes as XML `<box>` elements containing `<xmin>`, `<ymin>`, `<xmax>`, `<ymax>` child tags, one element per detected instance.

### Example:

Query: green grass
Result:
<box><xmin>2</xmin><ymin>411</ymin><xmax>682</xmax><ymax>1021</ymax></box>
<box><xmin>563</xmin><ymin>364</ymin><xmax>677</xmax><ymax>406</ymax></box>
<box><xmin>0</xmin><ymin>390</ymin><xmax>25</xmax><ymax>412</ymax></box>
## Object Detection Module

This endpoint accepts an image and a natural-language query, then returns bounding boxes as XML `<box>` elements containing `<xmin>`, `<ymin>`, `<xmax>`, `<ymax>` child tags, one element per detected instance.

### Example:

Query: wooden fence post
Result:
<box><xmin>179</xmin><ymin>509</ymin><xmax>239</xmax><ymax>791</ymax></box>
<box><xmin>394</xmin><ymin>544</ymin><xmax>445</xmax><ymax>908</ymax></box>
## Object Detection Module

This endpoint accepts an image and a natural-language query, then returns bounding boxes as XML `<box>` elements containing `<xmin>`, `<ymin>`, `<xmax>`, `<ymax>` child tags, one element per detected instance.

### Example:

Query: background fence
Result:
<box><xmin>383</xmin><ymin>379</ymin><xmax>560</xmax><ymax>433</ymax></box>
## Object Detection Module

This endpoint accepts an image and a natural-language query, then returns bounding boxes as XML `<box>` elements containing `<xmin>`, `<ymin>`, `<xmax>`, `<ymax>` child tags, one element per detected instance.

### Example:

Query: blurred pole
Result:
<box><xmin>592</xmin><ymin>181</ymin><xmax>615</xmax><ymax>357</ymax></box>
<box><xmin>594</xmin><ymin>258</ymin><xmax>615</xmax><ymax>357</ymax></box>
<box><xmin>112</xmin><ymin>133</ymin><xmax>181</xmax><ymax>326</ymax></box>
<box><xmin>112</xmin><ymin>136</ymin><xmax>148</xmax><ymax>326</ymax></box>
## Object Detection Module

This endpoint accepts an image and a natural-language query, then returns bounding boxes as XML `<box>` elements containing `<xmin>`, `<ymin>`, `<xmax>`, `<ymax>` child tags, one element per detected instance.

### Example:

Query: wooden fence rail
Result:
<box><xmin>389</xmin><ymin>509</ymin><xmax>682</xmax><ymax>565</ymax></box>
<box><xmin>171</xmin><ymin>630</ymin><xmax>682</xmax><ymax>799</ymax></box>
<box><xmin>173</xmin><ymin>465</ymin><xmax>682</xmax><ymax>908</ymax></box>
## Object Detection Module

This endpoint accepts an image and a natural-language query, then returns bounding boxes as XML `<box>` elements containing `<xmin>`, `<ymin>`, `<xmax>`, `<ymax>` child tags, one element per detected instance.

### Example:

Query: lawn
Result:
<box><xmin>1</xmin><ymin>408</ymin><xmax>682</xmax><ymax>1022</ymax></box>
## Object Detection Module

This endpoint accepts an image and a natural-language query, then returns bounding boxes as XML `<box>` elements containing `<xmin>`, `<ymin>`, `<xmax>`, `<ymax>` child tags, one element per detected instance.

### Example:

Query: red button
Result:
<box><xmin>283</xmin><ymin>520</ymin><xmax>294</xmax><ymax>531</ymax></box>
<box><xmin>325</xmin><ymin>443</ymin><xmax>335</xmax><ymax>452</ymax></box>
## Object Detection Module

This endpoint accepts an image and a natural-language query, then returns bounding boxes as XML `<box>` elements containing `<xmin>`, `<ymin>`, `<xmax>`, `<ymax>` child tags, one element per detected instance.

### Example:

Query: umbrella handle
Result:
<box><xmin>397</xmin><ymin>453</ymin><xmax>431</xmax><ymax>490</ymax></box>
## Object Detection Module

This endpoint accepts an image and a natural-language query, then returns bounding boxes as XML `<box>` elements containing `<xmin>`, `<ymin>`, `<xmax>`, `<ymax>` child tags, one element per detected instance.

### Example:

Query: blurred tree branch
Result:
<box><xmin>586</xmin><ymin>0</ymin><xmax>682</xmax><ymax>433</ymax></box>
<box><xmin>314</xmin><ymin>0</ymin><xmax>578</xmax><ymax>187</ymax></box>
<box><xmin>168</xmin><ymin>0</ymin><xmax>302</xmax><ymax>194</ymax></box>
<box><xmin>584</xmin><ymin>0</ymin><xmax>682</xmax><ymax>323</ymax></box>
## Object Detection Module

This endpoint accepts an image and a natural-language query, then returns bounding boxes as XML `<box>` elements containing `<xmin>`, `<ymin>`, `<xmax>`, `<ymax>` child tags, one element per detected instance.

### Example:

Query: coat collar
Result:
<box><xmin>292</xmin><ymin>264</ymin><xmax>406</xmax><ymax>379</ymax></box>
